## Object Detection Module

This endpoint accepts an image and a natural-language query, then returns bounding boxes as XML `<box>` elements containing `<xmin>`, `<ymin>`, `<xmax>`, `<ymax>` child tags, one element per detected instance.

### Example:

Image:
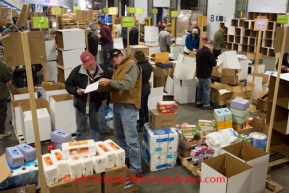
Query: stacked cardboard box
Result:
<box><xmin>56</xmin><ymin>29</ymin><xmax>85</xmax><ymax>83</ymax></box>
<box><xmin>45</xmin><ymin>39</ymin><xmax>58</xmax><ymax>82</ymax></box>
<box><xmin>230</xmin><ymin>98</ymin><xmax>250</xmax><ymax>131</ymax></box>
<box><xmin>144</xmin><ymin>26</ymin><xmax>159</xmax><ymax>46</ymax></box>
<box><xmin>214</xmin><ymin>108</ymin><xmax>233</xmax><ymax>130</ymax></box>
<box><xmin>0</xmin><ymin>7</ymin><xmax>12</xmax><ymax>24</ymax></box>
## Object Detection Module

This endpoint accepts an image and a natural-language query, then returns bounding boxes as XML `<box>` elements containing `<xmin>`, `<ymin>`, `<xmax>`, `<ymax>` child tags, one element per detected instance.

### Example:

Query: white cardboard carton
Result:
<box><xmin>247</xmin><ymin>73</ymin><xmax>269</xmax><ymax>100</ymax></box>
<box><xmin>113</xmin><ymin>38</ymin><xmax>124</xmax><ymax>49</ymax></box>
<box><xmin>170</xmin><ymin>46</ymin><xmax>183</xmax><ymax>60</ymax></box>
<box><xmin>57</xmin><ymin>48</ymin><xmax>84</xmax><ymax>69</ymax></box>
<box><xmin>148</xmin><ymin>87</ymin><xmax>163</xmax><ymax>110</ymax></box>
<box><xmin>148</xmin><ymin>46</ymin><xmax>160</xmax><ymax>56</ymax></box>
<box><xmin>221</xmin><ymin>143</ymin><xmax>269</xmax><ymax>193</ymax></box>
<box><xmin>56</xmin><ymin>29</ymin><xmax>86</xmax><ymax>51</ymax></box>
<box><xmin>248</xmin><ymin>64</ymin><xmax>265</xmax><ymax>74</ymax></box>
<box><xmin>42</xmin><ymin>84</ymin><xmax>67</xmax><ymax>102</ymax></box>
<box><xmin>173</xmin><ymin>54</ymin><xmax>196</xmax><ymax>80</ymax></box>
<box><xmin>174</xmin><ymin>78</ymin><xmax>196</xmax><ymax>104</ymax></box>
<box><xmin>46</xmin><ymin>61</ymin><xmax>58</xmax><ymax>82</ymax></box>
<box><xmin>239</xmin><ymin>59</ymin><xmax>250</xmax><ymax>80</ymax></box>
<box><xmin>218</xmin><ymin>51</ymin><xmax>241</xmax><ymax>69</ymax></box>
<box><xmin>45</xmin><ymin>40</ymin><xmax>57</xmax><ymax>61</ymax></box>
<box><xmin>50</xmin><ymin>94</ymin><xmax>76</xmax><ymax>133</ymax></box>
<box><xmin>200</xmin><ymin>153</ymin><xmax>252</xmax><ymax>193</ymax></box>
<box><xmin>10</xmin><ymin>87</ymin><xmax>37</xmax><ymax>101</ymax></box>
<box><xmin>144</xmin><ymin>26</ymin><xmax>159</xmax><ymax>42</ymax></box>
<box><xmin>165</xmin><ymin>76</ymin><xmax>174</xmax><ymax>96</ymax></box>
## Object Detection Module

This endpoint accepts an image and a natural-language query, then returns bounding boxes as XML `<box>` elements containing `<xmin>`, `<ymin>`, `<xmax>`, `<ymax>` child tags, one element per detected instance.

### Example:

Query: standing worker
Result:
<box><xmin>129</xmin><ymin>20</ymin><xmax>139</xmax><ymax>46</ymax></box>
<box><xmin>196</xmin><ymin>40</ymin><xmax>217</xmax><ymax>110</ymax></box>
<box><xmin>184</xmin><ymin>29</ymin><xmax>199</xmax><ymax>53</ymax></box>
<box><xmin>97</xmin><ymin>21</ymin><xmax>113</xmax><ymax>69</ymax></box>
<box><xmin>213</xmin><ymin>26</ymin><xmax>226</xmax><ymax>59</ymax></box>
<box><xmin>65</xmin><ymin>51</ymin><xmax>111</xmax><ymax>141</ymax></box>
<box><xmin>158</xmin><ymin>23</ymin><xmax>175</xmax><ymax>53</ymax></box>
<box><xmin>87</xmin><ymin>28</ymin><xmax>99</xmax><ymax>60</ymax></box>
<box><xmin>98</xmin><ymin>49</ymin><xmax>142</xmax><ymax>177</ymax></box>
<box><xmin>0</xmin><ymin>61</ymin><xmax>12</xmax><ymax>139</ymax></box>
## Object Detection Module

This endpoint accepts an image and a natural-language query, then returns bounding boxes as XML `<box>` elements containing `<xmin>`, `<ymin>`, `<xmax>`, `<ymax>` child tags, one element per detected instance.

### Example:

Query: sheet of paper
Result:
<box><xmin>84</xmin><ymin>81</ymin><xmax>99</xmax><ymax>93</ymax></box>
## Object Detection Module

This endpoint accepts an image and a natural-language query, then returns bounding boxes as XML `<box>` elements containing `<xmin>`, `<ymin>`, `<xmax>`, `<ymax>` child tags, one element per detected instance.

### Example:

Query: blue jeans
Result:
<box><xmin>197</xmin><ymin>78</ymin><xmax>211</xmax><ymax>107</ymax></box>
<box><xmin>139</xmin><ymin>89</ymin><xmax>150</xmax><ymax>127</ymax></box>
<box><xmin>113</xmin><ymin>103</ymin><xmax>142</xmax><ymax>174</ymax></box>
<box><xmin>75</xmin><ymin>102</ymin><xmax>100</xmax><ymax>141</ymax></box>
<box><xmin>102</xmin><ymin>44</ymin><xmax>113</xmax><ymax>69</ymax></box>
<box><xmin>99</xmin><ymin>103</ymin><xmax>109</xmax><ymax>132</ymax></box>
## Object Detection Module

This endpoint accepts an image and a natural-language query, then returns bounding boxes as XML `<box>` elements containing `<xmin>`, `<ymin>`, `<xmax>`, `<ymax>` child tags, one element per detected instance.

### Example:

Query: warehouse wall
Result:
<box><xmin>248</xmin><ymin>0</ymin><xmax>287</xmax><ymax>13</ymax></box>
<box><xmin>206</xmin><ymin>0</ymin><xmax>236</xmax><ymax>40</ymax></box>
<box><xmin>135</xmin><ymin>0</ymin><xmax>148</xmax><ymax>23</ymax></box>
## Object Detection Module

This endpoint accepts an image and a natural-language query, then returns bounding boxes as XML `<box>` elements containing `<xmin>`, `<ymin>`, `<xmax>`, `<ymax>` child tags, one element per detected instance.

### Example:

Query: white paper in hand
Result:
<box><xmin>85</xmin><ymin>81</ymin><xmax>99</xmax><ymax>93</ymax></box>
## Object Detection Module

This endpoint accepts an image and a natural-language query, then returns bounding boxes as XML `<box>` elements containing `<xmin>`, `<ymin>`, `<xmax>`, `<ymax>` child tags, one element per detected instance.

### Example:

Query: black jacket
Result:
<box><xmin>196</xmin><ymin>46</ymin><xmax>217</xmax><ymax>78</ymax></box>
<box><xmin>65</xmin><ymin>64</ymin><xmax>111</xmax><ymax>114</ymax></box>
<box><xmin>88</xmin><ymin>32</ymin><xmax>99</xmax><ymax>56</ymax></box>
<box><xmin>12</xmin><ymin>64</ymin><xmax>42</xmax><ymax>87</ymax></box>
<box><xmin>137</xmin><ymin>60</ymin><xmax>152</xmax><ymax>91</ymax></box>
<box><xmin>130</xmin><ymin>27</ymin><xmax>139</xmax><ymax>45</ymax></box>
<box><xmin>276</xmin><ymin>52</ymin><xmax>289</xmax><ymax>73</ymax></box>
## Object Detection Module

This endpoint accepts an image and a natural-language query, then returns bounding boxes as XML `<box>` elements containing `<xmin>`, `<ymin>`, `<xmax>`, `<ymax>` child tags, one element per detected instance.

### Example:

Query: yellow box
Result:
<box><xmin>216</xmin><ymin>121</ymin><xmax>225</xmax><ymax>130</ymax></box>
<box><xmin>225</xmin><ymin>120</ymin><xmax>233</xmax><ymax>128</ymax></box>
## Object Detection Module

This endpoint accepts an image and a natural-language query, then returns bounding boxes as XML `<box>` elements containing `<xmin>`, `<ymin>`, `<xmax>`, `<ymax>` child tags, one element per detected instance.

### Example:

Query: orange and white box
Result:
<box><xmin>62</xmin><ymin>140</ymin><xmax>96</xmax><ymax>159</ymax></box>
<box><xmin>50</xmin><ymin>149</ymin><xmax>69</xmax><ymax>180</ymax></box>
<box><xmin>42</xmin><ymin>153</ymin><xmax>58</xmax><ymax>185</ymax></box>
<box><xmin>81</xmin><ymin>156</ymin><xmax>93</xmax><ymax>176</ymax></box>
<box><xmin>104</xmin><ymin>139</ymin><xmax>125</xmax><ymax>166</ymax></box>
<box><xmin>91</xmin><ymin>150</ymin><xmax>106</xmax><ymax>174</ymax></box>
<box><xmin>95</xmin><ymin>141</ymin><xmax>116</xmax><ymax>169</ymax></box>
<box><xmin>68</xmin><ymin>157</ymin><xmax>83</xmax><ymax>180</ymax></box>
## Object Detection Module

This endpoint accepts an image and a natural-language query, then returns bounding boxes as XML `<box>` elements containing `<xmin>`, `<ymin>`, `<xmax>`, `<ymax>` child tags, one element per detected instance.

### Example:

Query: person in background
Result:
<box><xmin>121</xmin><ymin>27</ymin><xmax>128</xmax><ymax>49</ymax></box>
<box><xmin>129</xmin><ymin>20</ymin><xmax>139</xmax><ymax>46</ymax></box>
<box><xmin>65</xmin><ymin>51</ymin><xmax>110</xmax><ymax>141</ymax></box>
<box><xmin>213</xmin><ymin>26</ymin><xmax>226</xmax><ymax>59</ymax></box>
<box><xmin>88</xmin><ymin>20</ymin><xmax>97</xmax><ymax>32</ymax></box>
<box><xmin>50</xmin><ymin>30</ymin><xmax>57</xmax><ymax>48</ymax></box>
<box><xmin>87</xmin><ymin>28</ymin><xmax>99</xmax><ymax>60</ymax></box>
<box><xmin>276</xmin><ymin>52</ymin><xmax>289</xmax><ymax>73</ymax></box>
<box><xmin>202</xmin><ymin>32</ymin><xmax>208</xmax><ymax>45</ymax></box>
<box><xmin>0</xmin><ymin>61</ymin><xmax>12</xmax><ymax>139</ymax></box>
<box><xmin>184</xmin><ymin>28</ymin><xmax>199</xmax><ymax>54</ymax></box>
<box><xmin>2</xmin><ymin>24</ymin><xmax>18</xmax><ymax>36</ymax></box>
<box><xmin>98</xmin><ymin>49</ymin><xmax>142</xmax><ymax>177</ymax></box>
<box><xmin>191</xmin><ymin>21</ymin><xmax>200</xmax><ymax>36</ymax></box>
<box><xmin>196</xmin><ymin>40</ymin><xmax>217</xmax><ymax>110</ymax></box>
<box><xmin>162</xmin><ymin>18</ymin><xmax>168</xmax><ymax>24</ymax></box>
<box><xmin>159</xmin><ymin>23</ymin><xmax>175</xmax><ymax>53</ymax></box>
<box><xmin>134</xmin><ymin>51</ymin><xmax>152</xmax><ymax>132</ymax></box>
<box><xmin>157</xmin><ymin>21</ymin><xmax>165</xmax><ymax>31</ymax></box>
<box><xmin>10</xmin><ymin>64</ymin><xmax>43</xmax><ymax>88</ymax></box>
<box><xmin>97</xmin><ymin>21</ymin><xmax>113</xmax><ymax>70</ymax></box>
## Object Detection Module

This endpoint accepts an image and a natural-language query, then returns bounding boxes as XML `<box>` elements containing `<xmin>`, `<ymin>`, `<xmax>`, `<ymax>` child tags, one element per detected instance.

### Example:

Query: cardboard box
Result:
<box><xmin>225</xmin><ymin>120</ymin><xmax>233</xmax><ymax>128</ymax></box>
<box><xmin>150</xmin><ymin>52</ymin><xmax>169</xmax><ymax>63</ymax></box>
<box><xmin>200</xmin><ymin>153</ymin><xmax>252</xmax><ymax>193</ymax></box>
<box><xmin>221</xmin><ymin>69</ymin><xmax>241</xmax><ymax>85</ymax></box>
<box><xmin>130</xmin><ymin>45</ymin><xmax>149</xmax><ymax>60</ymax></box>
<box><xmin>256</xmin><ymin>91</ymin><xmax>268</xmax><ymax>111</ymax></box>
<box><xmin>0</xmin><ymin>185</ymin><xmax>36</xmax><ymax>193</ymax></box>
<box><xmin>2</xmin><ymin>32</ymin><xmax>47</xmax><ymax>67</ymax></box>
<box><xmin>247</xmin><ymin>73</ymin><xmax>269</xmax><ymax>100</ymax></box>
<box><xmin>57</xmin><ymin>48</ymin><xmax>84</xmax><ymax>69</ymax></box>
<box><xmin>174</xmin><ymin>54</ymin><xmax>196</xmax><ymax>80</ymax></box>
<box><xmin>9</xmin><ymin>87</ymin><xmax>38</xmax><ymax>101</ymax></box>
<box><xmin>211</xmin><ymin>67</ymin><xmax>222</xmax><ymax>78</ymax></box>
<box><xmin>165</xmin><ymin>76</ymin><xmax>174</xmax><ymax>96</ymax></box>
<box><xmin>47</xmin><ymin>180</ymin><xmax>77</xmax><ymax>193</ymax></box>
<box><xmin>11</xmin><ymin>99</ymin><xmax>31</xmax><ymax>136</ymax></box>
<box><xmin>170</xmin><ymin>45</ymin><xmax>183</xmax><ymax>60</ymax></box>
<box><xmin>50</xmin><ymin>94</ymin><xmax>77</xmax><ymax>133</ymax></box>
<box><xmin>124</xmin><ymin>169</ymin><xmax>140</xmax><ymax>193</ymax></box>
<box><xmin>210</xmin><ymin>83</ymin><xmax>234</xmax><ymax>106</ymax></box>
<box><xmin>144</xmin><ymin>26</ymin><xmax>159</xmax><ymax>42</ymax></box>
<box><xmin>214</xmin><ymin>109</ymin><xmax>224</xmax><ymax>122</ymax></box>
<box><xmin>221</xmin><ymin>143</ymin><xmax>269</xmax><ymax>193</ymax></box>
<box><xmin>246</xmin><ymin>52</ymin><xmax>263</xmax><ymax>64</ymax></box>
<box><xmin>216</xmin><ymin>121</ymin><xmax>225</xmax><ymax>130</ymax></box>
<box><xmin>251</xmin><ymin>114</ymin><xmax>266</xmax><ymax>132</ymax></box>
<box><xmin>221</xmin><ymin>108</ymin><xmax>232</xmax><ymax>121</ymax></box>
<box><xmin>45</xmin><ymin>39</ymin><xmax>57</xmax><ymax>61</ymax></box>
<box><xmin>248</xmin><ymin>64</ymin><xmax>265</xmax><ymax>74</ymax></box>
<box><xmin>46</xmin><ymin>61</ymin><xmax>58</xmax><ymax>82</ymax></box>
<box><xmin>152</xmin><ymin>66</ymin><xmax>168</xmax><ymax>87</ymax></box>
<box><xmin>173</xmin><ymin>78</ymin><xmax>196</xmax><ymax>104</ymax></box>
<box><xmin>75</xmin><ymin>174</ymin><xmax>101</xmax><ymax>193</ymax></box>
<box><xmin>231</xmin><ymin>98</ymin><xmax>250</xmax><ymax>111</ymax></box>
<box><xmin>102</xmin><ymin>165</ymin><xmax>127</xmax><ymax>193</ymax></box>
<box><xmin>42</xmin><ymin>83</ymin><xmax>67</xmax><ymax>102</ymax></box>
<box><xmin>148</xmin><ymin>87</ymin><xmax>163</xmax><ymax>110</ymax></box>
<box><xmin>149</xmin><ymin>109</ymin><xmax>176</xmax><ymax>129</ymax></box>
<box><xmin>56</xmin><ymin>29</ymin><xmax>86</xmax><ymax>51</ymax></box>
<box><xmin>58</xmin><ymin>67</ymin><xmax>73</xmax><ymax>83</ymax></box>
<box><xmin>230</xmin><ymin>108</ymin><xmax>249</xmax><ymax>117</ymax></box>
<box><xmin>218</xmin><ymin>51</ymin><xmax>241</xmax><ymax>69</ymax></box>
<box><xmin>233</xmin><ymin>115</ymin><xmax>249</xmax><ymax>124</ymax></box>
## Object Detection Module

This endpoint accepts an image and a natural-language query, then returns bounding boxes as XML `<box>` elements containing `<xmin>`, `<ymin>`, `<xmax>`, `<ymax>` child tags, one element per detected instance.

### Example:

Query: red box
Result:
<box><xmin>157</xmin><ymin>101</ymin><xmax>178</xmax><ymax>110</ymax></box>
<box><xmin>157</xmin><ymin>109</ymin><xmax>176</xmax><ymax>114</ymax></box>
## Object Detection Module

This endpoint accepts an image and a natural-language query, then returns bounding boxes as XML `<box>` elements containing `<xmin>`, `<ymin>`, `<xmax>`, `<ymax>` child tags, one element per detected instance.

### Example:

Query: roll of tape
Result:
<box><xmin>249</xmin><ymin>132</ymin><xmax>267</xmax><ymax>149</ymax></box>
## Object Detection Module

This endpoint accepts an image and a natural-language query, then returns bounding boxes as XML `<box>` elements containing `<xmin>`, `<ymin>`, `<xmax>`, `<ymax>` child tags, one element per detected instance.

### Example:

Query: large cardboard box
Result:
<box><xmin>149</xmin><ymin>109</ymin><xmax>176</xmax><ymax>129</ymax></box>
<box><xmin>144</xmin><ymin>26</ymin><xmax>159</xmax><ymax>42</ymax></box>
<box><xmin>102</xmin><ymin>165</ymin><xmax>127</xmax><ymax>193</ymax></box>
<box><xmin>247</xmin><ymin>73</ymin><xmax>269</xmax><ymax>100</ymax></box>
<box><xmin>148</xmin><ymin>87</ymin><xmax>163</xmax><ymax>110</ymax></box>
<box><xmin>42</xmin><ymin>84</ymin><xmax>67</xmax><ymax>102</ymax></box>
<box><xmin>174</xmin><ymin>78</ymin><xmax>196</xmax><ymax>104</ymax></box>
<box><xmin>221</xmin><ymin>143</ymin><xmax>269</xmax><ymax>193</ymax></box>
<box><xmin>11</xmin><ymin>99</ymin><xmax>30</xmax><ymax>136</ymax></box>
<box><xmin>165</xmin><ymin>76</ymin><xmax>174</xmax><ymax>96</ymax></box>
<box><xmin>124</xmin><ymin>169</ymin><xmax>140</xmax><ymax>193</ymax></box>
<box><xmin>50</xmin><ymin>94</ymin><xmax>77</xmax><ymax>133</ymax></box>
<box><xmin>173</xmin><ymin>53</ymin><xmax>196</xmax><ymax>80</ymax></box>
<box><xmin>46</xmin><ymin>61</ymin><xmax>58</xmax><ymax>82</ymax></box>
<box><xmin>251</xmin><ymin>114</ymin><xmax>266</xmax><ymax>132</ymax></box>
<box><xmin>57</xmin><ymin>48</ymin><xmax>84</xmax><ymax>69</ymax></box>
<box><xmin>221</xmin><ymin>69</ymin><xmax>241</xmax><ymax>85</ymax></box>
<box><xmin>129</xmin><ymin>45</ymin><xmax>149</xmax><ymax>60</ymax></box>
<box><xmin>10</xmin><ymin>87</ymin><xmax>37</xmax><ymax>101</ymax></box>
<box><xmin>56</xmin><ymin>29</ymin><xmax>86</xmax><ymax>51</ymax></box>
<box><xmin>58</xmin><ymin>67</ymin><xmax>73</xmax><ymax>83</ymax></box>
<box><xmin>200</xmin><ymin>153</ymin><xmax>252</xmax><ymax>193</ymax></box>
<box><xmin>210</xmin><ymin>83</ymin><xmax>234</xmax><ymax>106</ymax></box>
<box><xmin>151</xmin><ymin>52</ymin><xmax>169</xmax><ymax>63</ymax></box>
<box><xmin>47</xmin><ymin>180</ymin><xmax>77</xmax><ymax>193</ymax></box>
<box><xmin>218</xmin><ymin>51</ymin><xmax>241</xmax><ymax>69</ymax></box>
<box><xmin>2</xmin><ymin>32</ymin><xmax>47</xmax><ymax>67</ymax></box>
<box><xmin>45</xmin><ymin>39</ymin><xmax>57</xmax><ymax>61</ymax></box>
<box><xmin>170</xmin><ymin>45</ymin><xmax>183</xmax><ymax>60</ymax></box>
<box><xmin>212</xmin><ymin>67</ymin><xmax>222</xmax><ymax>78</ymax></box>
<box><xmin>152</xmin><ymin>67</ymin><xmax>168</xmax><ymax>87</ymax></box>
<box><xmin>225</xmin><ymin>85</ymin><xmax>244</xmax><ymax>98</ymax></box>
<box><xmin>75</xmin><ymin>174</ymin><xmax>101</xmax><ymax>193</ymax></box>
<box><xmin>256</xmin><ymin>91</ymin><xmax>268</xmax><ymax>111</ymax></box>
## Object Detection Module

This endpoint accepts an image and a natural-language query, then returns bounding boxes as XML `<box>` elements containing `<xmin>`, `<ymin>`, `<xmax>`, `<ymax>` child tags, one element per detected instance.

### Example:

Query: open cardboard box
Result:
<box><xmin>10</xmin><ymin>87</ymin><xmax>37</xmax><ymax>101</ymax></box>
<box><xmin>174</xmin><ymin>77</ymin><xmax>196</xmax><ymax>104</ymax></box>
<box><xmin>256</xmin><ymin>91</ymin><xmax>268</xmax><ymax>111</ymax></box>
<box><xmin>221</xmin><ymin>69</ymin><xmax>242</xmax><ymax>85</ymax></box>
<box><xmin>42</xmin><ymin>83</ymin><xmax>67</xmax><ymax>102</ymax></box>
<box><xmin>101</xmin><ymin>165</ymin><xmax>127</xmax><ymax>193</ymax></box>
<box><xmin>150</xmin><ymin>52</ymin><xmax>169</xmax><ymax>63</ymax></box>
<box><xmin>221</xmin><ymin>143</ymin><xmax>269</xmax><ymax>193</ymax></box>
<box><xmin>149</xmin><ymin>109</ymin><xmax>176</xmax><ymax>129</ymax></box>
<box><xmin>218</xmin><ymin>51</ymin><xmax>241</xmax><ymax>70</ymax></box>
<box><xmin>200</xmin><ymin>153</ymin><xmax>252</xmax><ymax>193</ymax></box>
<box><xmin>173</xmin><ymin>53</ymin><xmax>196</xmax><ymax>80</ymax></box>
<box><xmin>56</xmin><ymin>29</ymin><xmax>86</xmax><ymax>51</ymax></box>
<box><xmin>57</xmin><ymin>48</ymin><xmax>84</xmax><ymax>69</ymax></box>
<box><xmin>148</xmin><ymin>87</ymin><xmax>163</xmax><ymax>110</ymax></box>
<box><xmin>210</xmin><ymin>82</ymin><xmax>234</xmax><ymax>106</ymax></box>
<box><xmin>247</xmin><ymin>73</ymin><xmax>269</xmax><ymax>100</ymax></box>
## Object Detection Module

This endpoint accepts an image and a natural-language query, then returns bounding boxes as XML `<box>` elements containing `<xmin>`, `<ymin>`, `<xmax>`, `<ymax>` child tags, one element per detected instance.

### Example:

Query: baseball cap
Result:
<box><xmin>206</xmin><ymin>40</ymin><xmax>215</xmax><ymax>46</ymax></box>
<box><xmin>80</xmin><ymin>51</ymin><xmax>95</xmax><ymax>67</ymax></box>
<box><xmin>107</xmin><ymin>49</ymin><xmax>122</xmax><ymax>63</ymax></box>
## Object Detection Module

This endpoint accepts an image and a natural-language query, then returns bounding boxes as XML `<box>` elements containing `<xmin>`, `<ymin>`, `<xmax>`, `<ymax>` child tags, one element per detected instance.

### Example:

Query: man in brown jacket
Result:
<box><xmin>98</xmin><ymin>49</ymin><xmax>142</xmax><ymax>177</ymax></box>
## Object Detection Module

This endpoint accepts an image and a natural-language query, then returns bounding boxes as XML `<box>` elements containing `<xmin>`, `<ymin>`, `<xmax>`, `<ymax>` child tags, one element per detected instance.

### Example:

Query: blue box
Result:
<box><xmin>155</xmin><ymin>62</ymin><xmax>174</xmax><ymax>69</ymax></box>
<box><xmin>230</xmin><ymin>98</ymin><xmax>250</xmax><ymax>111</ymax></box>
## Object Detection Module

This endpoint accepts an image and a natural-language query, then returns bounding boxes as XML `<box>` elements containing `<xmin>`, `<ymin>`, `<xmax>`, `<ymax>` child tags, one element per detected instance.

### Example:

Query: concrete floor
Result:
<box><xmin>1</xmin><ymin>52</ymin><xmax>289</xmax><ymax>192</ymax></box>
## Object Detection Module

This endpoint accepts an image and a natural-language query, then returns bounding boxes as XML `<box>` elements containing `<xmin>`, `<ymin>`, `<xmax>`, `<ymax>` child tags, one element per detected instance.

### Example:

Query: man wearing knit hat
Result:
<box><xmin>65</xmin><ymin>51</ymin><xmax>111</xmax><ymax>141</ymax></box>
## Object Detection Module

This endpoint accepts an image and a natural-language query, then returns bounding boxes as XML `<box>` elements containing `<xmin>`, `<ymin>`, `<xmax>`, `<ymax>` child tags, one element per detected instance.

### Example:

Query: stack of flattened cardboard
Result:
<box><xmin>0</xmin><ymin>6</ymin><xmax>12</xmax><ymax>25</ymax></box>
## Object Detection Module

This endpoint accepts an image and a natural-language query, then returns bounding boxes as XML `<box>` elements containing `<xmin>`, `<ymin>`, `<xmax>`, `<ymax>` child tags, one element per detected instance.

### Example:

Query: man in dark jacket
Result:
<box><xmin>97</xmin><ymin>21</ymin><xmax>113</xmax><ymax>69</ymax></box>
<box><xmin>134</xmin><ymin>50</ymin><xmax>152</xmax><ymax>132</ymax></box>
<box><xmin>87</xmin><ymin>28</ymin><xmax>99</xmax><ymax>60</ymax></box>
<box><xmin>0</xmin><ymin>61</ymin><xmax>12</xmax><ymax>139</ymax></box>
<box><xmin>196</xmin><ymin>40</ymin><xmax>217</xmax><ymax>110</ymax></box>
<box><xmin>129</xmin><ymin>20</ymin><xmax>139</xmax><ymax>46</ymax></box>
<box><xmin>10</xmin><ymin>64</ymin><xmax>42</xmax><ymax>88</ymax></box>
<box><xmin>65</xmin><ymin>51</ymin><xmax>110</xmax><ymax>141</ymax></box>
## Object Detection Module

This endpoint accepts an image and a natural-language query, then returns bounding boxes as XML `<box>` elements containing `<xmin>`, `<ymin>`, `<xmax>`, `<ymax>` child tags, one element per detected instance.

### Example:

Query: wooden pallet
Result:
<box><xmin>177</xmin><ymin>153</ymin><xmax>201</xmax><ymax>176</ymax></box>
<box><xmin>266</xmin><ymin>175</ymin><xmax>285</xmax><ymax>193</ymax></box>
<box><xmin>268</xmin><ymin>151</ymin><xmax>289</xmax><ymax>170</ymax></box>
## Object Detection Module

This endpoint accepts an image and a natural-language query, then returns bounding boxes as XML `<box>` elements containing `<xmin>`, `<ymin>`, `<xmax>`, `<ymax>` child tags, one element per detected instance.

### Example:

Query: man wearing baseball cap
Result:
<box><xmin>196</xmin><ymin>40</ymin><xmax>218</xmax><ymax>110</ymax></box>
<box><xmin>65</xmin><ymin>51</ymin><xmax>111</xmax><ymax>141</ymax></box>
<box><xmin>98</xmin><ymin>49</ymin><xmax>142</xmax><ymax>177</ymax></box>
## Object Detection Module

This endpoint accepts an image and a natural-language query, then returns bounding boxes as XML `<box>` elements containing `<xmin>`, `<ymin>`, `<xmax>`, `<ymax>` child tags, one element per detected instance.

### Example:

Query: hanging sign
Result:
<box><xmin>136</xmin><ymin>8</ymin><xmax>144</xmax><ymax>15</ymax></box>
<box><xmin>277</xmin><ymin>15</ymin><xmax>288</xmax><ymax>24</ymax></box>
<box><xmin>103</xmin><ymin>7</ymin><xmax>108</xmax><ymax>13</ymax></box>
<box><xmin>127</xmin><ymin>7</ymin><xmax>135</xmax><ymax>13</ymax></box>
<box><xmin>108</xmin><ymin>7</ymin><xmax>118</xmax><ymax>15</ymax></box>
<box><xmin>171</xmin><ymin>11</ymin><xmax>178</xmax><ymax>17</ymax></box>
<box><xmin>254</xmin><ymin>18</ymin><xmax>268</xmax><ymax>30</ymax></box>
<box><xmin>152</xmin><ymin>8</ymin><xmax>158</xmax><ymax>14</ymax></box>
<box><xmin>61</xmin><ymin>8</ymin><xmax>66</xmax><ymax>14</ymax></box>
<box><xmin>51</xmin><ymin>6</ymin><xmax>61</xmax><ymax>15</ymax></box>
<box><xmin>32</xmin><ymin>16</ymin><xmax>49</xmax><ymax>29</ymax></box>
<box><xmin>121</xmin><ymin>16</ymin><xmax>135</xmax><ymax>27</ymax></box>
